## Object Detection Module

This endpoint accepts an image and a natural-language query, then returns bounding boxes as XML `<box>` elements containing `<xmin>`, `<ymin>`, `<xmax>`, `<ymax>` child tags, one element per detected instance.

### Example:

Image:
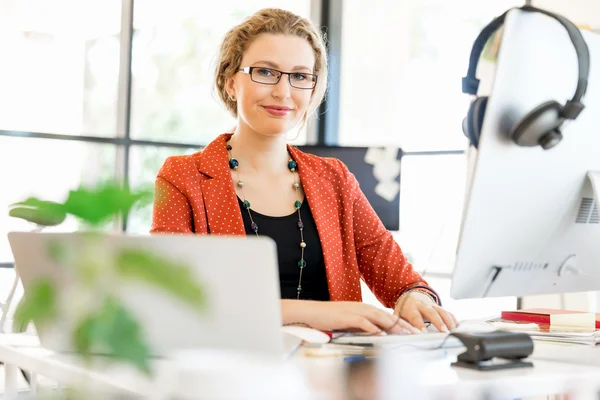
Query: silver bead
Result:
<box><xmin>290</xmin><ymin>168</ymin><xmax>296</xmax><ymax>172</ymax></box>
<box><xmin>237</xmin><ymin>181</ymin><xmax>244</xmax><ymax>188</ymax></box>
<box><xmin>300</xmin><ymin>241</ymin><xmax>306</xmax><ymax>248</ymax></box>
<box><xmin>292</xmin><ymin>182</ymin><xmax>300</xmax><ymax>189</ymax></box>
<box><xmin>233</xmin><ymin>165</ymin><xmax>239</xmax><ymax>170</ymax></box>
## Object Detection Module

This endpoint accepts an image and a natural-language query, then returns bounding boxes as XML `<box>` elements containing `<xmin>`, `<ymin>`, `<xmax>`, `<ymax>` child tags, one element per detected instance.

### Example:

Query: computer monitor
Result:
<box><xmin>451</xmin><ymin>9</ymin><xmax>600</xmax><ymax>299</ymax></box>
<box><xmin>297</xmin><ymin>145</ymin><xmax>402</xmax><ymax>230</ymax></box>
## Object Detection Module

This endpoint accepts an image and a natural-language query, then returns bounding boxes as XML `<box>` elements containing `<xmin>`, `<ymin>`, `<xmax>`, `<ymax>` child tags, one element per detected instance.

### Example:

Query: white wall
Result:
<box><xmin>533</xmin><ymin>0</ymin><xmax>600</xmax><ymax>30</ymax></box>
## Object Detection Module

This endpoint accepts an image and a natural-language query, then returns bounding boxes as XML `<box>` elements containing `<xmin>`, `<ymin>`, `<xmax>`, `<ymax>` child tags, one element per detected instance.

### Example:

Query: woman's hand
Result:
<box><xmin>281</xmin><ymin>300</ymin><xmax>421</xmax><ymax>335</ymax></box>
<box><xmin>393</xmin><ymin>291</ymin><xmax>459</xmax><ymax>333</ymax></box>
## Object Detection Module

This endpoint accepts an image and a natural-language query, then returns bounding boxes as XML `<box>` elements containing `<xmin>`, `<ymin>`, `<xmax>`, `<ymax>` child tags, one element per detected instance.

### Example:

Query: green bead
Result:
<box><xmin>294</xmin><ymin>200</ymin><xmax>302</xmax><ymax>209</ymax></box>
<box><xmin>243</xmin><ymin>200</ymin><xmax>251</xmax><ymax>209</ymax></box>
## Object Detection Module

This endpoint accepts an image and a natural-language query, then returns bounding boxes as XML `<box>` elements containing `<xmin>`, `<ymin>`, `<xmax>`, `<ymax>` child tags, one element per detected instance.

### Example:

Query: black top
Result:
<box><xmin>238</xmin><ymin>197</ymin><xmax>330</xmax><ymax>301</ymax></box>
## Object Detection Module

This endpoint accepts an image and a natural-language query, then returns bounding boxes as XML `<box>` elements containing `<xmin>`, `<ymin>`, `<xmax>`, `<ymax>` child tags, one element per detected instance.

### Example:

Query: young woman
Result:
<box><xmin>151</xmin><ymin>8</ymin><xmax>457</xmax><ymax>334</ymax></box>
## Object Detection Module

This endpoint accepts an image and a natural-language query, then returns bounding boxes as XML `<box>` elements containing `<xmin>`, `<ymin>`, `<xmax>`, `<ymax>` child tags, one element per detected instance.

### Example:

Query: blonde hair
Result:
<box><xmin>215</xmin><ymin>8</ymin><xmax>328</xmax><ymax>125</ymax></box>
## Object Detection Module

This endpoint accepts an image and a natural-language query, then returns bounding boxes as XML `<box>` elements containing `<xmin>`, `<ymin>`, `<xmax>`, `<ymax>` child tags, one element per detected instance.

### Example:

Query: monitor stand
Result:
<box><xmin>481</xmin><ymin>171</ymin><xmax>600</xmax><ymax>299</ymax></box>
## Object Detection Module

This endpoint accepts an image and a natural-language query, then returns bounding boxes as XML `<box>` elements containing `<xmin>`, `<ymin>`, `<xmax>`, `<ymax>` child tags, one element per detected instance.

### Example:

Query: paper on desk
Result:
<box><xmin>300</xmin><ymin>344</ymin><xmax>379</xmax><ymax>358</ymax></box>
<box><xmin>528</xmin><ymin>335</ymin><xmax>600</xmax><ymax>346</ymax></box>
<box><xmin>516</xmin><ymin>329</ymin><xmax>600</xmax><ymax>346</ymax></box>
<box><xmin>529</xmin><ymin>330</ymin><xmax>600</xmax><ymax>338</ymax></box>
<box><xmin>489</xmin><ymin>321</ymin><xmax>539</xmax><ymax>331</ymax></box>
<box><xmin>486</xmin><ymin>317</ymin><xmax>600</xmax><ymax>345</ymax></box>
<box><xmin>550</xmin><ymin>312</ymin><xmax>596</xmax><ymax>332</ymax></box>
<box><xmin>489</xmin><ymin>323</ymin><xmax>600</xmax><ymax>338</ymax></box>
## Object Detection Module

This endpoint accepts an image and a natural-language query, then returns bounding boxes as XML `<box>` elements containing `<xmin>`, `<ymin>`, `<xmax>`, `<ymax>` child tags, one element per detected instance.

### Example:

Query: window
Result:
<box><xmin>130</xmin><ymin>0</ymin><xmax>311</xmax><ymax>145</ymax></box>
<box><xmin>338</xmin><ymin>0</ymin><xmax>522</xmax><ymax>151</ymax></box>
<box><xmin>397</xmin><ymin>154</ymin><xmax>467</xmax><ymax>274</ymax></box>
<box><xmin>0</xmin><ymin>0</ymin><xmax>315</xmax><ymax>264</ymax></box>
<box><xmin>0</xmin><ymin>137</ymin><xmax>117</xmax><ymax>262</ymax></box>
<box><xmin>0</xmin><ymin>0</ymin><xmax>122</xmax><ymax>136</ymax></box>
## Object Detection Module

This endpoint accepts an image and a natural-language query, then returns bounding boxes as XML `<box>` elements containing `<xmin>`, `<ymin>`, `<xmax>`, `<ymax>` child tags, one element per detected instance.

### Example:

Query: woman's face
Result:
<box><xmin>227</xmin><ymin>34</ymin><xmax>316</xmax><ymax>137</ymax></box>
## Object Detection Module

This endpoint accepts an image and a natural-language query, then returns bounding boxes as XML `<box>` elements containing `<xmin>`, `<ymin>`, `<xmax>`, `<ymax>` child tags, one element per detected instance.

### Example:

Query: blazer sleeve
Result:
<box><xmin>150</xmin><ymin>156</ymin><xmax>194</xmax><ymax>234</ymax></box>
<box><xmin>344</xmin><ymin>163</ymin><xmax>440</xmax><ymax>309</ymax></box>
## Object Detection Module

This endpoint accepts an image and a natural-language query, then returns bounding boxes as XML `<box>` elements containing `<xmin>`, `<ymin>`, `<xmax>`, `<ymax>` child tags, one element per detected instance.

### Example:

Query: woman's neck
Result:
<box><xmin>227</xmin><ymin>127</ymin><xmax>290</xmax><ymax>174</ymax></box>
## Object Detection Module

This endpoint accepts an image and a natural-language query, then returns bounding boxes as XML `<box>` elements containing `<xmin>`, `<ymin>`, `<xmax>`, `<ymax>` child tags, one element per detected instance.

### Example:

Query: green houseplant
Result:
<box><xmin>8</xmin><ymin>182</ymin><xmax>206</xmax><ymax>375</ymax></box>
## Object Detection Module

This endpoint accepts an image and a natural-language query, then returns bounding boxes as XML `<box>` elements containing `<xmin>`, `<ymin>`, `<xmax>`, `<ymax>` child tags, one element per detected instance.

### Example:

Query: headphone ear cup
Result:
<box><xmin>463</xmin><ymin>97</ymin><xmax>488</xmax><ymax>149</ymax></box>
<box><xmin>509</xmin><ymin>101</ymin><xmax>564</xmax><ymax>149</ymax></box>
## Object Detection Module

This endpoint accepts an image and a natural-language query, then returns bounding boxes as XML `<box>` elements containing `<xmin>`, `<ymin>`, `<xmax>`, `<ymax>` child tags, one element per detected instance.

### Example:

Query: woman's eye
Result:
<box><xmin>291</xmin><ymin>73</ymin><xmax>307</xmax><ymax>81</ymax></box>
<box><xmin>257</xmin><ymin>68</ymin><xmax>274</xmax><ymax>77</ymax></box>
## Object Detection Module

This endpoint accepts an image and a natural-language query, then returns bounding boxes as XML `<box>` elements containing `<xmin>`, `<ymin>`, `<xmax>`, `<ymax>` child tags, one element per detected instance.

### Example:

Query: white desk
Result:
<box><xmin>390</xmin><ymin>347</ymin><xmax>600</xmax><ymax>400</ymax></box>
<box><xmin>0</xmin><ymin>346</ymin><xmax>154</xmax><ymax>398</ymax></box>
<box><xmin>294</xmin><ymin>345</ymin><xmax>600</xmax><ymax>400</ymax></box>
<box><xmin>1</xmin><ymin>335</ymin><xmax>600</xmax><ymax>400</ymax></box>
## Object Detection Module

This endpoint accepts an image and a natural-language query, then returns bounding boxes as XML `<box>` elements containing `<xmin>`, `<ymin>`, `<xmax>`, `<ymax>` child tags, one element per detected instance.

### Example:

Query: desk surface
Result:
<box><xmin>1</xmin><ymin>334</ymin><xmax>600</xmax><ymax>400</ymax></box>
<box><xmin>294</xmin><ymin>345</ymin><xmax>600</xmax><ymax>400</ymax></box>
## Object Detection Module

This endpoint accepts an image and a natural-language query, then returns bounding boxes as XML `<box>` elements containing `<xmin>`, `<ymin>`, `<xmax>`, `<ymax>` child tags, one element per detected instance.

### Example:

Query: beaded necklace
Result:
<box><xmin>226</xmin><ymin>142</ymin><xmax>307</xmax><ymax>299</ymax></box>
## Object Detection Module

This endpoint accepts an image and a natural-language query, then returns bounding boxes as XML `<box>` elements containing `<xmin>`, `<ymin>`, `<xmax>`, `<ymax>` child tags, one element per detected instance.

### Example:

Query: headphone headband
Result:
<box><xmin>462</xmin><ymin>6</ymin><xmax>590</xmax><ymax>118</ymax></box>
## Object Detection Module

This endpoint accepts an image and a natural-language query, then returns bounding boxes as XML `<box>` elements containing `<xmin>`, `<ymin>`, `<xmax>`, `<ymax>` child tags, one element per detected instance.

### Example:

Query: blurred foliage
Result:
<box><xmin>9</xmin><ymin>182</ymin><xmax>206</xmax><ymax>375</ymax></box>
<box><xmin>9</xmin><ymin>183</ymin><xmax>153</xmax><ymax>228</ymax></box>
<box><xmin>8</xmin><ymin>199</ymin><xmax>67</xmax><ymax>227</ymax></box>
<box><xmin>115</xmin><ymin>249</ymin><xmax>206</xmax><ymax>311</ymax></box>
<box><xmin>14</xmin><ymin>279</ymin><xmax>57</xmax><ymax>328</ymax></box>
<box><xmin>74</xmin><ymin>297</ymin><xmax>152</xmax><ymax>375</ymax></box>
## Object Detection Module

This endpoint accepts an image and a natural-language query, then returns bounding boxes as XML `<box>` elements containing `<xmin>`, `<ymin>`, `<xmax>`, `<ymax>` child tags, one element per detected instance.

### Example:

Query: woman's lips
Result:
<box><xmin>263</xmin><ymin>106</ymin><xmax>292</xmax><ymax>116</ymax></box>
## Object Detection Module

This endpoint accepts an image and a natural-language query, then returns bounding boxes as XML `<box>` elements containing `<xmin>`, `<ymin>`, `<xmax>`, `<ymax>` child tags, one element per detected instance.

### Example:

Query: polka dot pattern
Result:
<box><xmin>151</xmin><ymin>133</ymin><xmax>437</xmax><ymax>308</ymax></box>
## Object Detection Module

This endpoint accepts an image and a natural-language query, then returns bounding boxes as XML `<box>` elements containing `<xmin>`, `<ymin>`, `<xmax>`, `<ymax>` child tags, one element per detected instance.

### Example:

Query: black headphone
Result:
<box><xmin>462</xmin><ymin>6</ymin><xmax>590</xmax><ymax>150</ymax></box>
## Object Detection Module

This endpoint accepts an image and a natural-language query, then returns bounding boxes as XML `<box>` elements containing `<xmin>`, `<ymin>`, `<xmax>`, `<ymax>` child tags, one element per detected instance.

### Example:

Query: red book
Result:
<box><xmin>501</xmin><ymin>308</ymin><xmax>600</xmax><ymax>330</ymax></box>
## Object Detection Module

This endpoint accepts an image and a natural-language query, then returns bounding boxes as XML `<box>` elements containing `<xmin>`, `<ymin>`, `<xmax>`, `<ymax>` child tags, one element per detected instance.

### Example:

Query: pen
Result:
<box><xmin>342</xmin><ymin>348</ymin><xmax>449</xmax><ymax>363</ymax></box>
<box><xmin>344</xmin><ymin>355</ymin><xmax>376</xmax><ymax>363</ymax></box>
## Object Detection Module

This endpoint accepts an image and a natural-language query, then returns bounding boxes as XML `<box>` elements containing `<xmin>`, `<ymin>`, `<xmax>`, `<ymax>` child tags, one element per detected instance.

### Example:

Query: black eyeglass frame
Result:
<box><xmin>238</xmin><ymin>66</ymin><xmax>318</xmax><ymax>89</ymax></box>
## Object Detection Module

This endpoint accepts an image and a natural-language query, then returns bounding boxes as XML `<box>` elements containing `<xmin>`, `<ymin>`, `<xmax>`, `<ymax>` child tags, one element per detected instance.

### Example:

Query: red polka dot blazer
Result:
<box><xmin>151</xmin><ymin>133</ymin><xmax>438</xmax><ymax>308</ymax></box>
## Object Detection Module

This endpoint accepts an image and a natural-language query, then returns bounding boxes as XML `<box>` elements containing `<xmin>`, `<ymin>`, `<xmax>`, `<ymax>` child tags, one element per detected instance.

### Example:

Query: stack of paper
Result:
<box><xmin>526</xmin><ymin>330</ymin><xmax>600</xmax><ymax>346</ymax></box>
<box><xmin>487</xmin><ymin>318</ymin><xmax>600</xmax><ymax>346</ymax></box>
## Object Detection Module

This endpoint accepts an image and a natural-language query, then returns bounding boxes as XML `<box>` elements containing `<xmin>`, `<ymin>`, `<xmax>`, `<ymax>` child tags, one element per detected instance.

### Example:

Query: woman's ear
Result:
<box><xmin>225</xmin><ymin>76</ymin><xmax>236</xmax><ymax>98</ymax></box>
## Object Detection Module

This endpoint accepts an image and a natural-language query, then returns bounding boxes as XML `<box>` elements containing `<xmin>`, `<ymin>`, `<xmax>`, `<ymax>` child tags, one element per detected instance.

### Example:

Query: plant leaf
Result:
<box><xmin>104</xmin><ymin>300</ymin><xmax>152</xmax><ymax>375</ymax></box>
<box><xmin>14</xmin><ymin>279</ymin><xmax>57</xmax><ymax>328</ymax></box>
<box><xmin>73</xmin><ymin>315</ymin><xmax>95</xmax><ymax>367</ymax></box>
<box><xmin>73</xmin><ymin>297</ymin><xmax>152</xmax><ymax>375</ymax></box>
<box><xmin>63</xmin><ymin>183</ymin><xmax>153</xmax><ymax>226</ymax></box>
<box><xmin>8</xmin><ymin>198</ymin><xmax>66</xmax><ymax>226</ymax></box>
<box><xmin>74</xmin><ymin>316</ymin><xmax>93</xmax><ymax>354</ymax></box>
<box><xmin>115</xmin><ymin>249</ymin><xmax>206</xmax><ymax>311</ymax></box>
<box><xmin>47</xmin><ymin>240</ymin><xmax>68</xmax><ymax>263</ymax></box>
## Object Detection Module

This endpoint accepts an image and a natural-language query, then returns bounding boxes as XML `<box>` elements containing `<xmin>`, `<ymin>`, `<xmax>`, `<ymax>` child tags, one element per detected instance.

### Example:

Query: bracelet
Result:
<box><xmin>393</xmin><ymin>288</ymin><xmax>437</xmax><ymax>311</ymax></box>
<box><xmin>282</xmin><ymin>322</ymin><xmax>312</xmax><ymax>328</ymax></box>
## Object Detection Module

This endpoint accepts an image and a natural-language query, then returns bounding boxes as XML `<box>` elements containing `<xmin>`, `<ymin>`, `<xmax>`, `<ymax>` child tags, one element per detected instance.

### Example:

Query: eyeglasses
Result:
<box><xmin>238</xmin><ymin>67</ymin><xmax>318</xmax><ymax>89</ymax></box>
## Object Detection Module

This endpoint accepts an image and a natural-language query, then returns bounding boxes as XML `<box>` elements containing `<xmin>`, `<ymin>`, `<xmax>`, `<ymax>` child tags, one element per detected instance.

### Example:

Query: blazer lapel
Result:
<box><xmin>198</xmin><ymin>134</ymin><xmax>245</xmax><ymax>236</ymax></box>
<box><xmin>289</xmin><ymin>146</ymin><xmax>346</xmax><ymax>299</ymax></box>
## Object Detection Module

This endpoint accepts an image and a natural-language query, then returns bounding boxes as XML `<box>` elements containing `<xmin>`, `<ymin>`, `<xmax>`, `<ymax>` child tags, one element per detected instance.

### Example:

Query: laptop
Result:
<box><xmin>7</xmin><ymin>232</ymin><xmax>285</xmax><ymax>358</ymax></box>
